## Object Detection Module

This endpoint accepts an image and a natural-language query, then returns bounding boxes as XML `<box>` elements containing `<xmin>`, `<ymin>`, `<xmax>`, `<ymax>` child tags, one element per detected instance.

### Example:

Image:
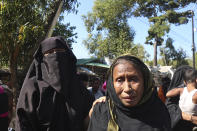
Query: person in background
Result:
<box><xmin>101</xmin><ymin>81</ymin><xmax>107</xmax><ymax>95</ymax></box>
<box><xmin>77</xmin><ymin>72</ymin><xmax>89</xmax><ymax>88</ymax></box>
<box><xmin>0</xmin><ymin>80</ymin><xmax>13</xmax><ymax>126</ymax></box>
<box><xmin>15</xmin><ymin>36</ymin><xmax>94</xmax><ymax>131</ymax></box>
<box><xmin>0</xmin><ymin>79</ymin><xmax>15</xmax><ymax>130</ymax></box>
<box><xmin>0</xmin><ymin>83</ymin><xmax>9</xmax><ymax>131</ymax></box>
<box><xmin>88</xmin><ymin>55</ymin><xmax>171</xmax><ymax>131</ymax></box>
<box><xmin>166</xmin><ymin>68</ymin><xmax>197</xmax><ymax>130</ymax></box>
<box><xmin>88</xmin><ymin>77</ymin><xmax>104</xmax><ymax>99</ymax></box>
<box><xmin>166</xmin><ymin>69</ymin><xmax>197</xmax><ymax>115</ymax></box>
<box><xmin>165</xmin><ymin>65</ymin><xmax>197</xmax><ymax>131</ymax></box>
<box><xmin>77</xmin><ymin>71</ymin><xmax>96</xmax><ymax>120</ymax></box>
<box><xmin>158</xmin><ymin>76</ymin><xmax>171</xmax><ymax>103</ymax></box>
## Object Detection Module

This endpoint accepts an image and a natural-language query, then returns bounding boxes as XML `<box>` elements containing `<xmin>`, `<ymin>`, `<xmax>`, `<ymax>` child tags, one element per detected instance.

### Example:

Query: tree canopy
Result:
<box><xmin>132</xmin><ymin>0</ymin><xmax>195</xmax><ymax>65</ymax></box>
<box><xmin>159</xmin><ymin>38</ymin><xmax>188</xmax><ymax>67</ymax></box>
<box><xmin>83</xmin><ymin>0</ymin><xmax>196</xmax><ymax>63</ymax></box>
<box><xmin>0</xmin><ymin>0</ymin><xmax>78</xmax><ymax>67</ymax></box>
<box><xmin>82</xmin><ymin>0</ymin><xmax>148</xmax><ymax>60</ymax></box>
<box><xmin>0</xmin><ymin>0</ymin><xmax>78</xmax><ymax>106</ymax></box>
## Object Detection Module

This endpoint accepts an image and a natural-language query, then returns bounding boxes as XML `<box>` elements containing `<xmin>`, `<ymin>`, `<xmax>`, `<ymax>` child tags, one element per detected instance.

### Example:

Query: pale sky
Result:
<box><xmin>63</xmin><ymin>0</ymin><xmax>197</xmax><ymax>60</ymax></box>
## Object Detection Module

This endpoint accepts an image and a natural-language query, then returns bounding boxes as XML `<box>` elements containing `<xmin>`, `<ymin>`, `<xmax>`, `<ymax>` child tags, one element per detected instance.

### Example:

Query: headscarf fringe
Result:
<box><xmin>107</xmin><ymin>99</ymin><xmax>119</xmax><ymax>131</ymax></box>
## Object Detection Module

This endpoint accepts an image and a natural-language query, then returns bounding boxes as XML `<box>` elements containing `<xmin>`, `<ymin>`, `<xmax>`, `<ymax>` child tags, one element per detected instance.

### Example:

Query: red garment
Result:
<box><xmin>158</xmin><ymin>86</ymin><xmax>166</xmax><ymax>103</ymax></box>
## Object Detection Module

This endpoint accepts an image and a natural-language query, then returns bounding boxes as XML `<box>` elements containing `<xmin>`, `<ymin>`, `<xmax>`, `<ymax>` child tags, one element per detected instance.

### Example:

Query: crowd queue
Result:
<box><xmin>1</xmin><ymin>36</ymin><xmax>197</xmax><ymax>131</ymax></box>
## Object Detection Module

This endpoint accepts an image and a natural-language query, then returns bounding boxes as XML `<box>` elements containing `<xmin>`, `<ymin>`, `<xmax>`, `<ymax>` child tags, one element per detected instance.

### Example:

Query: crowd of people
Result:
<box><xmin>1</xmin><ymin>36</ymin><xmax>197</xmax><ymax>131</ymax></box>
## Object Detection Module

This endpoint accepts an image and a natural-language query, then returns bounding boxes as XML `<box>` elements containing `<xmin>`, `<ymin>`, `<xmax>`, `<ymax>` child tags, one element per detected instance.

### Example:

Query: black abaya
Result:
<box><xmin>16</xmin><ymin>36</ymin><xmax>94</xmax><ymax>131</ymax></box>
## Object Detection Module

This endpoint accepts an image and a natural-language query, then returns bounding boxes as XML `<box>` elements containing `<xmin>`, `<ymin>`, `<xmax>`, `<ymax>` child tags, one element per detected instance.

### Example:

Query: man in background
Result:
<box><xmin>88</xmin><ymin>77</ymin><xmax>103</xmax><ymax>99</ymax></box>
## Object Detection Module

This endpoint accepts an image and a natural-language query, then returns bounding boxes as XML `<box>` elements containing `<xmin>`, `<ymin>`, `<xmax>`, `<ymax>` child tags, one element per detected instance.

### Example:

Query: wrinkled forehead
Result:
<box><xmin>41</xmin><ymin>37</ymin><xmax>68</xmax><ymax>54</ymax></box>
<box><xmin>113</xmin><ymin>59</ymin><xmax>141</xmax><ymax>72</ymax></box>
<box><xmin>111</xmin><ymin>57</ymin><xmax>149</xmax><ymax>82</ymax></box>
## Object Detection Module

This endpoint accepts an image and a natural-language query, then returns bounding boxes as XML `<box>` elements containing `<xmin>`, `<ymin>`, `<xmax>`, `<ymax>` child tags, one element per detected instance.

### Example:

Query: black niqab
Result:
<box><xmin>16</xmin><ymin>36</ymin><xmax>94</xmax><ymax>131</ymax></box>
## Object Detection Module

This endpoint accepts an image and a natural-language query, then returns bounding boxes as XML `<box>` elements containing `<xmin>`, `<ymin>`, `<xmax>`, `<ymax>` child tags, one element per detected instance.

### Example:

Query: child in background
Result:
<box><xmin>166</xmin><ymin>68</ymin><xmax>197</xmax><ymax>116</ymax></box>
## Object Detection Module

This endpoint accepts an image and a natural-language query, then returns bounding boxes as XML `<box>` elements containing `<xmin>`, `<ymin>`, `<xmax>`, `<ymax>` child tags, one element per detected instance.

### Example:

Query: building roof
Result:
<box><xmin>77</xmin><ymin>58</ymin><xmax>109</xmax><ymax>68</ymax></box>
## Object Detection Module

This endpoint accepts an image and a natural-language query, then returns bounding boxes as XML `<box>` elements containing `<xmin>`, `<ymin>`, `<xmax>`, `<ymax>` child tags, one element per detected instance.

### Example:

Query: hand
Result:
<box><xmin>89</xmin><ymin>96</ymin><xmax>106</xmax><ymax>118</ymax></box>
<box><xmin>182</xmin><ymin>112</ymin><xmax>197</xmax><ymax>125</ymax></box>
<box><xmin>182</xmin><ymin>112</ymin><xmax>191</xmax><ymax>121</ymax></box>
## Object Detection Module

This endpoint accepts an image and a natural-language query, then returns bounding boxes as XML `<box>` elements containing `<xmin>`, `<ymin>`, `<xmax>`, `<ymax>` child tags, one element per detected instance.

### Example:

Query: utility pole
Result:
<box><xmin>153</xmin><ymin>3</ymin><xmax>157</xmax><ymax>66</ymax></box>
<box><xmin>153</xmin><ymin>38</ymin><xmax>158</xmax><ymax>66</ymax></box>
<box><xmin>192</xmin><ymin>11</ymin><xmax>195</xmax><ymax>69</ymax></box>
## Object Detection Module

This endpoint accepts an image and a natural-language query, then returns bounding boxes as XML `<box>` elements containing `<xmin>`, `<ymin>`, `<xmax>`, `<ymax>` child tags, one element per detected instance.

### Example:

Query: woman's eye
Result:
<box><xmin>117</xmin><ymin>78</ymin><xmax>123</xmax><ymax>83</ymax></box>
<box><xmin>129</xmin><ymin>77</ymin><xmax>138</xmax><ymax>82</ymax></box>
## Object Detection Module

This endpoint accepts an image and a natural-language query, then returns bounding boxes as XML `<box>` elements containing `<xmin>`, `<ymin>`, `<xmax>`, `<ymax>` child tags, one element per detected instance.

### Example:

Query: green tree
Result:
<box><xmin>185</xmin><ymin>53</ymin><xmax>197</xmax><ymax>69</ymax></box>
<box><xmin>132</xmin><ymin>0</ymin><xmax>195</xmax><ymax>66</ymax></box>
<box><xmin>0</xmin><ymin>0</ymin><xmax>78</xmax><ymax>107</ymax></box>
<box><xmin>160</xmin><ymin>38</ymin><xmax>188</xmax><ymax>67</ymax></box>
<box><xmin>83</xmin><ymin>0</ymin><xmax>195</xmax><ymax>65</ymax></box>
<box><xmin>82</xmin><ymin>0</ymin><xmax>148</xmax><ymax>59</ymax></box>
<box><xmin>160</xmin><ymin>38</ymin><xmax>176</xmax><ymax>66</ymax></box>
<box><xmin>52</xmin><ymin>16</ymin><xmax>78</xmax><ymax>49</ymax></box>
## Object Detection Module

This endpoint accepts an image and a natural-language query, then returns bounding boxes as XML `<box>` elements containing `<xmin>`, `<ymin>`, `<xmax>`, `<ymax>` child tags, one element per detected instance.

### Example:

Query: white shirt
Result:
<box><xmin>179</xmin><ymin>87</ymin><xmax>197</xmax><ymax>115</ymax></box>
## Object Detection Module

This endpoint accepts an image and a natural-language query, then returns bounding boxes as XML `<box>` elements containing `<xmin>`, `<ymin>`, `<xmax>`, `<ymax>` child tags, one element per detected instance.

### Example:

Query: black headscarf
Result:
<box><xmin>168</xmin><ymin>65</ymin><xmax>193</xmax><ymax>91</ymax></box>
<box><xmin>106</xmin><ymin>55</ymin><xmax>154</xmax><ymax>113</ymax></box>
<box><xmin>88</xmin><ymin>55</ymin><xmax>171</xmax><ymax>131</ymax></box>
<box><xmin>34</xmin><ymin>36</ymin><xmax>77</xmax><ymax>97</ymax></box>
<box><xmin>165</xmin><ymin>65</ymin><xmax>195</xmax><ymax>131</ymax></box>
<box><xmin>16</xmin><ymin>36</ymin><xmax>94</xmax><ymax>131</ymax></box>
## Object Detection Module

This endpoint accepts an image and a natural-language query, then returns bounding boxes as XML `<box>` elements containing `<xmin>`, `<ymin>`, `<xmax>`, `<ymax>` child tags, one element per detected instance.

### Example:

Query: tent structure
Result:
<box><xmin>77</xmin><ymin>58</ymin><xmax>110</xmax><ymax>84</ymax></box>
<box><xmin>77</xmin><ymin>67</ymin><xmax>97</xmax><ymax>76</ymax></box>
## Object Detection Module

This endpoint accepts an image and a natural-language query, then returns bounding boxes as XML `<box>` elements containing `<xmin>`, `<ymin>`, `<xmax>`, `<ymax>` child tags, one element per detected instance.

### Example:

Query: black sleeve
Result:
<box><xmin>15</xmin><ymin>79</ymin><xmax>40</xmax><ymax>131</ymax></box>
<box><xmin>87</xmin><ymin>102</ymin><xmax>108</xmax><ymax>131</ymax></box>
<box><xmin>0</xmin><ymin>88</ymin><xmax>8</xmax><ymax>117</ymax></box>
<box><xmin>165</xmin><ymin>95</ymin><xmax>182</xmax><ymax>128</ymax></box>
<box><xmin>81</xmin><ymin>86</ymin><xmax>95</xmax><ymax>118</ymax></box>
<box><xmin>165</xmin><ymin>84</ymin><xmax>184</xmax><ymax>129</ymax></box>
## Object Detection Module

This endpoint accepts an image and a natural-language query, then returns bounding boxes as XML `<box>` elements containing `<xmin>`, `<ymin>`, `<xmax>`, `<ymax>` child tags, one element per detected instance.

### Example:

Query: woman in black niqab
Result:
<box><xmin>15</xmin><ymin>36</ymin><xmax>94</xmax><ymax>131</ymax></box>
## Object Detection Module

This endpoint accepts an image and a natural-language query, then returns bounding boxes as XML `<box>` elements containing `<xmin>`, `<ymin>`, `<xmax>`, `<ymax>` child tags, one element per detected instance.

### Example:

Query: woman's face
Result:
<box><xmin>113</xmin><ymin>60</ymin><xmax>144</xmax><ymax>107</ymax></box>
